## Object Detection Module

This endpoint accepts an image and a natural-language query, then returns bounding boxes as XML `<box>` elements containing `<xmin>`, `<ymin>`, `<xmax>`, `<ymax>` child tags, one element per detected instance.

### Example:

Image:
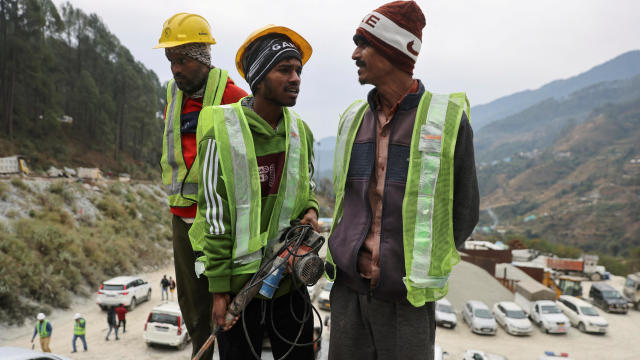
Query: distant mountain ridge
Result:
<box><xmin>475</xmin><ymin>73</ymin><xmax>640</xmax><ymax>162</ymax></box>
<box><xmin>471</xmin><ymin>50</ymin><xmax>640</xmax><ymax>130</ymax></box>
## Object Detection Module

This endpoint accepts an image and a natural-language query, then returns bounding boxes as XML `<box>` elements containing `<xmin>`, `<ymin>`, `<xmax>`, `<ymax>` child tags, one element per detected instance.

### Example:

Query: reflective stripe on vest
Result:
<box><xmin>327</xmin><ymin>91</ymin><xmax>469</xmax><ymax>306</ymax></box>
<box><xmin>74</xmin><ymin>318</ymin><xmax>86</xmax><ymax>335</ymax></box>
<box><xmin>161</xmin><ymin>69</ymin><xmax>228</xmax><ymax>207</ymax></box>
<box><xmin>406</xmin><ymin>93</ymin><xmax>449</xmax><ymax>288</ymax></box>
<box><xmin>209</xmin><ymin>102</ymin><xmax>309</xmax><ymax>265</ymax></box>
<box><xmin>37</xmin><ymin>320</ymin><xmax>50</xmax><ymax>337</ymax></box>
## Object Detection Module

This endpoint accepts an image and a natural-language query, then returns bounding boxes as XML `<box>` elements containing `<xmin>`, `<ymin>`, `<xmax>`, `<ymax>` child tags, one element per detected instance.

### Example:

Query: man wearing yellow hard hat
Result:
<box><xmin>188</xmin><ymin>25</ymin><xmax>318</xmax><ymax>359</ymax></box>
<box><xmin>154</xmin><ymin>13</ymin><xmax>247</xmax><ymax>360</ymax></box>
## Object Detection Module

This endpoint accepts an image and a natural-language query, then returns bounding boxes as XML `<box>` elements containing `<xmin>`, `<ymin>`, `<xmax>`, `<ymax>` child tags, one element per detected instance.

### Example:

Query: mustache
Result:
<box><xmin>355</xmin><ymin>60</ymin><xmax>366</xmax><ymax>67</ymax></box>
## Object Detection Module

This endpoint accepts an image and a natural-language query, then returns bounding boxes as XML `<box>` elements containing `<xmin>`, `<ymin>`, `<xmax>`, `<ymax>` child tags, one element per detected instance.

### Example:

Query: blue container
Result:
<box><xmin>259</xmin><ymin>265</ymin><xmax>286</xmax><ymax>298</ymax></box>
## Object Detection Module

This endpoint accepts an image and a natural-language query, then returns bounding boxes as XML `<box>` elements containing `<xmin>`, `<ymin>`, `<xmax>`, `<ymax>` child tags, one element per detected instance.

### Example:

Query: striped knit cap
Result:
<box><xmin>355</xmin><ymin>1</ymin><xmax>426</xmax><ymax>75</ymax></box>
<box><xmin>241</xmin><ymin>34</ymin><xmax>302</xmax><ymax>93</ymax></box>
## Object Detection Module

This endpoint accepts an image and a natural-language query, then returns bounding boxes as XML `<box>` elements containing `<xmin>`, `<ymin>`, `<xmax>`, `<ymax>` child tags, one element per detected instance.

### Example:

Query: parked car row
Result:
<box><xmin>438</xmin><ymin>294</ymin><xmax>611</xmax><ymax>336</ymax></box>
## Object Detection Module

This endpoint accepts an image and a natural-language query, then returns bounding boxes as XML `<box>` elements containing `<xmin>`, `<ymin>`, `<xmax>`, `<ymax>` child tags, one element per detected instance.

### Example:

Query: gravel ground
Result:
<box><xmin>1</xmin><ymin>257</ymin><xmax>638</xmax><ymax>360</ymax></box>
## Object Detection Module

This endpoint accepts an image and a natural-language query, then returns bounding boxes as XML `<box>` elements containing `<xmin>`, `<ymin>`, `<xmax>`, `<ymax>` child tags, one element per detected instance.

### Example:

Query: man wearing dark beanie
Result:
<box><xmin>188</xmin><ymin>25</ymin><xmax>319</xmax><ymax>359</ymax></box>
<box><xmin>326</xmin><ymin>1</ymin><xmax>479</xmax><ymax>359</ymax></box>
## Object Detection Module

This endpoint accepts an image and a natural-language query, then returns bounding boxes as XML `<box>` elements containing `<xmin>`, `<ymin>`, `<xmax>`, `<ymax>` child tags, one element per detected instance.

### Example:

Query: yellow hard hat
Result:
<box><xmin>235</xmin><ymin>25</ymin><xmax>312</xmax><ymax>79</ymax></box>
<box><xmin>153</xmin><ymin>13</ymin><xmax>216</xmax><ymax>49</ymax></box>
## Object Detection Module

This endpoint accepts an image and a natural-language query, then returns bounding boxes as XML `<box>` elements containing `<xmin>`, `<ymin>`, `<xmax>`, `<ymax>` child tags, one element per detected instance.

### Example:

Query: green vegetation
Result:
<box><xmin>10</xmin><ymin>177</ymin><xmax>30</xmax><ymax>192</ymax></box>
<box><xmin>0</xmin><ymin>182</ymin><xmax>171</xmax><ymax>325</ymax></box>
<box><xmin>0</xmin><ymin>181</ymin><xmax>8</xmax><ymax>200</ymax></box>
<box><xmin>0</xmin><ymin>1</ymin><xmax>164</xmax><ymax>176</ymax></box>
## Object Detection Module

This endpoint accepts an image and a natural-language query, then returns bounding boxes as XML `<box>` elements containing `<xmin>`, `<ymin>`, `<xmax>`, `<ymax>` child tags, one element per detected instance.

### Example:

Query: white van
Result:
<box><xmin>143</xmin><ymin>302</ymin><xmax>190</xmax><ymax>349</ymax></box>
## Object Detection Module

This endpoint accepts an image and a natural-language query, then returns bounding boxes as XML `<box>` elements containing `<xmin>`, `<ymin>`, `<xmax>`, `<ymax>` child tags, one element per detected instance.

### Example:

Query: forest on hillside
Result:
<box><xmin>0</xmin><ymin>0</ymin><xmax>164</xmax><ymax>177</ymax></box>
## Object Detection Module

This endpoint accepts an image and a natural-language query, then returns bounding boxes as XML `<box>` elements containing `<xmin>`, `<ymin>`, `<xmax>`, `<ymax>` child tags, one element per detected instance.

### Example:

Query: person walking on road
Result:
<box><xmin>31</xmin><ymin>313</ymin><xmax>52</xmax><ymax>352</ymax></box>
<box><xmin>154</xmin><ymin>12</ymin><xmax>248</xmax><ymax>360</ymax></box>
<box><xmin>115</xmin><ymin>303</ymin><xmax>127</xmax><ymax>333</ymax></box>
<box><xmin>161</xmin><ymin>275</ymin><xmax>170</xmax><ymax>301</ymax></box>
<box><xmin>71</xmin><ymin>313</ymin><xmax>87</xmax><ymax>353</ymax></box>
<box><xmin>169</xmin><ymin>276</ymin><xmax>176</xmax><ymax>300</ymax></box>
<box><xmin>105</xmin><ymin>306</ymin><xmax>119</xmax><ymax>341</ymax></box>
<box><xmin>326</xmin><ymin>2</ymin><xmax>479</xmax><ymax>359</ymax></box>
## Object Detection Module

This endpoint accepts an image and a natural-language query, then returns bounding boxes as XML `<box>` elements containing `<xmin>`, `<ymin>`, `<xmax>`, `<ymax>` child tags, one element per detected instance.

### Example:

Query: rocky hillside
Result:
<box><xmin>477</xmin><ymin>97</ymin><xmax>640</xmax><ymax>257</ymax></box>
<box><xmin>0</xmin><ymin>177</ymin><xmax>172</xmax><ymax>325</ymax></box>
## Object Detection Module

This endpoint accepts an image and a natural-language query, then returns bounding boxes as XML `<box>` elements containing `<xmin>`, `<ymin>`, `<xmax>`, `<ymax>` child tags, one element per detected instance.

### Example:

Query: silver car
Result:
<box><xmin>492</xmin><ymin>301</ymin><xmax>533</xmax><ymax>335</ymax></box>
<box><xmin>462</xmin><ymin>300</ymin><xmax>497</xmax><ymax>335</ymax></box>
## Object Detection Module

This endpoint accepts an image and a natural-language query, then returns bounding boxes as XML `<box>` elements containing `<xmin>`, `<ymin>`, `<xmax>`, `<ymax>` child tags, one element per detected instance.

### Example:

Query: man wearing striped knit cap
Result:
<box><xmin>326</xmin><ymin>1</ymin><xmax>479</xmax><ymax>359</ymax></box>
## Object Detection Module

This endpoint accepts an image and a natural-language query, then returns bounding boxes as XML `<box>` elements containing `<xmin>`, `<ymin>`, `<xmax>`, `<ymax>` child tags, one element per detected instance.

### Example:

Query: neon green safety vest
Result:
<box><xmin>160</xmin><ymin>68</ymin><xmax>229</xmax><ymax>207</ymax></box>
<box><xmin>327</xmin><ymin>92</ymin><xmax>470</xmax><ymax>307</ymax></box>
<box><xmin>74</xmin><ymin>318</ymin><xmax>86</xmax><ymax>336</ymax></box>
<box><xmin>37</xmin><ymin>320</ymin><xmax>50</xmax><ymax>338</ymax></box>
<box><xmin>195</xmin><ymin>101</ymin><xmax>310</xmax><ymax>272</ymax></box>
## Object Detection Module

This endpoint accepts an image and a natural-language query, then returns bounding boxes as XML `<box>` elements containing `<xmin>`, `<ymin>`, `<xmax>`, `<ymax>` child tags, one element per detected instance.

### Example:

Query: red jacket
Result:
<box><xmin>169</xmin><ymin>75</ymin><xmax>247</xmax><ymax>219</ymax></box>
<box><xmin>115</xmin><ymin>305</ymin><xmax>127</xmax><ymax>321</ymax></box>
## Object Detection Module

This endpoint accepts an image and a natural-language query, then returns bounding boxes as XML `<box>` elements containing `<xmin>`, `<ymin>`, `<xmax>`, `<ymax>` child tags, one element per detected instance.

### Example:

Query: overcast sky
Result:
<box><xmin>52</xmin><ymin>0</ymin><xmax>640</xmax><ymax>140</ymax></box>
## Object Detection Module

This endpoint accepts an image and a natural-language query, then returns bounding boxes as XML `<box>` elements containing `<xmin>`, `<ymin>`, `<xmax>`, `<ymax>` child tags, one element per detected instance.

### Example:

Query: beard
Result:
<box><xmin>355</xmin><ymin>60</ymin><xmax>368</xmax><ymax>85</ymax></box>
<box><xmin>261</xmin><ymin>77</ymin><xmax>297</xmax><ymax>107</ymax></box>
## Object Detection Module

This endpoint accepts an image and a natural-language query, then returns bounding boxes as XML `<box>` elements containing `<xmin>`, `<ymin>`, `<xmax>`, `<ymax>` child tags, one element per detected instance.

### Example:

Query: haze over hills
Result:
<box><xmin>471</xmin><ymin>50</ymin><xmax>640</xmax><ymax>130</ymax></box>
<box><xmin>475</xmin><ymin>73</ymin><xmax>640</xmax><ymax>162</ymax></box>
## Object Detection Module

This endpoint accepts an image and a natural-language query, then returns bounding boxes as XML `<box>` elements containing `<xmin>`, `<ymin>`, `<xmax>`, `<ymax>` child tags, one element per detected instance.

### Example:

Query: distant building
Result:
<box><xmin>465</xmin><ymin>240</ymin><xmax>509</xmax><ymax>251</ymax></box>
<box><xmin>0</xmin><ymin>156</ymin><xmax>29</xmax><ymax>175</ymax></box>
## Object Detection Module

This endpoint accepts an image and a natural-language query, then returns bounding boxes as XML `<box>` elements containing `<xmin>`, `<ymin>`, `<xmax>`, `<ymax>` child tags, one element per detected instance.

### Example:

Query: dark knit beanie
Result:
<box><xmin>241</xmin><ymin>34</ymin><xmax>302</xmax><ymax>93</ymax></box>
<box><xmin>355</xmin><ymin>1</ymin><xmax>426</xmax><ymax>75</ymax></box>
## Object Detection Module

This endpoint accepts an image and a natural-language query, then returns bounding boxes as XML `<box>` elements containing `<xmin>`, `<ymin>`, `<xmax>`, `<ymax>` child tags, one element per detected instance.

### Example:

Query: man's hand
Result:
<box><xmin>299</xmin><ymin>208</ymin><xmax>319</xmax><ymax>232</ymax></box>
<box><xmin>212</xmin><ymin>293</ymin><xmax>238</xmax><ymax>331</ymax></box>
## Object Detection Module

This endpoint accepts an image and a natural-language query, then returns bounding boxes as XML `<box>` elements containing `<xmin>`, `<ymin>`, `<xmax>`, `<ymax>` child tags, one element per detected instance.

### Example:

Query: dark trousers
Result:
<box><xmin>172</xmin><ymin>215</ymin><xmax>214</xmax><ymax>360</ymax></box>
<box><xmin>117</xmin><ymin>319</ymin><xmax>126</xmax><ymax>333</ymax></box>
<box><xmin>217</xmin><ymin>288</ymin><xmax>315</xmax><ymax>360</ymax></box>
<box><xmin>328</xmin><ymin>279</ymin><xmax>435</xmax><ymax>360</ymax></box>
<box><xmin>72</xmin><ymin>334</ymin><xmax>87</xmax><ymax>352</ymax></box>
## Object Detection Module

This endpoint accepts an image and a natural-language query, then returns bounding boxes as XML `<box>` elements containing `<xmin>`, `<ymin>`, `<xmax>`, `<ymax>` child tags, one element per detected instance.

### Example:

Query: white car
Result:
<box><xmin>143</xmin><ymin>302</ymin><xmax>190</xmax><ymax>349</ymax></box>
<box><xmin>434</xmin><ymin>344</ymin><xmax>447</xmax><ymax>360</ymax></box>
<box><xmin>462</xmin><ymin>300</ymin><xmax>497</xmax><ymax>335</ymax></box>
<box><xmin>96</xmin><ymin>276</ymin><xmax>152</xmax><ymax>310</ymax></box>
<box><xmin>556</xmin><ymin>295</ymin><xmax>608</xmax><ymax>334</ymax></box>
<box><xmin>463</xmin><ymin>349</ymin><xmax>508</xmax><ymax>360</ymax></box>
<box><xmin>435</xmin><ymin>298</ymin><xmax>457</xmax><ymax>328</ymax></box>
<box><xmin>0</xmin><ymin>346</ymin><xmax>72</xmax><ymax>360</ymax></box>
<box><xmin>492</xmin><ymin>301</ymin><xmax>533</xmax><ymax>335</ymax></box>
<box><xmin>529</xmin><ymin>300</ymin><xmax>570</xmax><ymax>334</ymax></box>
<box><xmin>318</xmin><ymin>281</ymin><xmax>333</xmax><ymax>310</ymax></box>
